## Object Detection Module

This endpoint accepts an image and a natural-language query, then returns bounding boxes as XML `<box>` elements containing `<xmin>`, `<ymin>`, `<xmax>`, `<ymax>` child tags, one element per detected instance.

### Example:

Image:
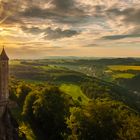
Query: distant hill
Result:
<box><xmin>9</xmin><ymin>60</ymin><xmax>88</xmax><ymax>84</ymax></box>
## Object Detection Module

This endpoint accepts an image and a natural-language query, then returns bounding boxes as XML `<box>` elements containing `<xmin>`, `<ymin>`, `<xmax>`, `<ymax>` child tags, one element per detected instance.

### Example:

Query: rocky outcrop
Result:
<box><xmin>0</xmin><ymin>106</ymin><xmax>19</xmax><ymax>140</ymax></box>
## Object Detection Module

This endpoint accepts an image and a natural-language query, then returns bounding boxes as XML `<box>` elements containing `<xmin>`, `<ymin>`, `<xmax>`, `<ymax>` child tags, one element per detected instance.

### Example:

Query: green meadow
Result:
<box><xmin>112</xmin><ymin>73</ymin><xmax>135</xmax><ymax>79</ymax></box>
<box><xmin>60</xmin><ymin>84</ymin><xmax>89</xmax><ymax>104</ymax></box>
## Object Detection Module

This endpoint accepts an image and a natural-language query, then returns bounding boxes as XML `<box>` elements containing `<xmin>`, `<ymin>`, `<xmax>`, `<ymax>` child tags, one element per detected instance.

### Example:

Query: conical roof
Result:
<box><xmin>0</xmin><ymin>48</ymin><xmax>9</xmax><ymax>60</ymax></box>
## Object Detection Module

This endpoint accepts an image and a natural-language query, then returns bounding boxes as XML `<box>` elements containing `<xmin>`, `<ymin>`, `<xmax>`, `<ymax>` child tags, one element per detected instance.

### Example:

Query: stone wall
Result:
<box><xmin>0</xmin><ymin>106</ymin><xmax>19</xmax><ymax>140</ymax></box>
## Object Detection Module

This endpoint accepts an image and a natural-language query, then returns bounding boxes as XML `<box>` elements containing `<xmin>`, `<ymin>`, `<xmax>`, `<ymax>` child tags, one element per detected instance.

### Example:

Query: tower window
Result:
<box><xmin>2</xmin><ymin>62</ymin><xmax>5</xmax><ymax>66</ymax></box>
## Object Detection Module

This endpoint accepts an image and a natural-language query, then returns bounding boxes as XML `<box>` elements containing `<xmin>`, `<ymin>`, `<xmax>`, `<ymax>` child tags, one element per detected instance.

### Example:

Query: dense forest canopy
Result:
<box><xmin>3</xmin><ymin>58</ymin><xmax>139</xmax><ymax>140</ymax></box>
<box><xmin>9</xmin><ymin>76</ymin><xmax>140</xmax><ymax>140</ymax></box>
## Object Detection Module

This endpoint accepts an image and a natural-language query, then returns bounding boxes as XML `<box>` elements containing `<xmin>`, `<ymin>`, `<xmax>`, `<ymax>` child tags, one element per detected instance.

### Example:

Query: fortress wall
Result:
<box><xmin>0</xmin><ymin>106</ymin><xmax>4</xmax><ymax>117</ymax></box>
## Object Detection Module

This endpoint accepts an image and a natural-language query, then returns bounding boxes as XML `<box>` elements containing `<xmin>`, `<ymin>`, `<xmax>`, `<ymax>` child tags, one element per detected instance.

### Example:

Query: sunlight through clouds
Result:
<box><xmin>0</xmin><ymin>0</ymin><xmax>139</xmax><ymax>58</ymax></box>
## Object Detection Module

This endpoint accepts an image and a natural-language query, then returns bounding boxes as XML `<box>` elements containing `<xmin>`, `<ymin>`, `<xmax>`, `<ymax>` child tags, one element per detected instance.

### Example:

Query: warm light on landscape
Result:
<box><xmin>0</xmin><ymin>0</ymin><xmax>140</xmax><ymax>140</ymax></box>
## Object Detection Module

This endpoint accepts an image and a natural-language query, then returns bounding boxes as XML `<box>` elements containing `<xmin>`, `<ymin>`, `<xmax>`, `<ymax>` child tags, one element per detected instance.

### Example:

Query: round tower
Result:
<box><xmin>0</xmin><ymin>47</ymin><xmax>9</xmax><ymax>101</ymax></box>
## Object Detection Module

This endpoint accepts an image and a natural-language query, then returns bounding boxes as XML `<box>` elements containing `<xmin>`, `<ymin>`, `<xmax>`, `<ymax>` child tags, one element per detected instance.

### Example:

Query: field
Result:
<box><xmin>60</xmin><ymin>84</ymin><xmax>89</xmax><ymax>104</ymax></box>
<box><xmin>105</xmin><ymin>65</ymin><xmax>140</xmax><ymax>80</ymax></box>
<box><xmin>112</xmin><ymin>73</ymin><xmax>135</xmax><ymax>79</ymax></box>
<box><xmin>108</xmin><ymin>65</ymin><xmax>140</xmax><ymax>71</ymax></box>
<box><xmin>9</xmin><ymin>60</ymin><xmax>87</xmax><ymax>84</ymax></box>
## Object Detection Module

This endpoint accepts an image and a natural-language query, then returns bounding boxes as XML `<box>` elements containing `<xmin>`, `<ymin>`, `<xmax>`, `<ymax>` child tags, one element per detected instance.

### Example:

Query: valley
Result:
<box><xmin>8</xmin><ymin>58</ymin><xmax>140</xmax><ymax>140</ymax></box>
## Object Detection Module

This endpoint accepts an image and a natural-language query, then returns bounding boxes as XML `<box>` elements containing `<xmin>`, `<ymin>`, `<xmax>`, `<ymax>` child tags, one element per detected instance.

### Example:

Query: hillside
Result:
<box><xmin>9</xmin><ymin>59</ymin><xmax>140</xmax><ymax>140</ymax></box>
<box><xmin>10</xmin><ymin>60</ymin><xmax>87</xmax><ymax>84</ymax></box>
<box><xmin>9</xmin><ymin>60</ymin><xmax>140</xmax><ymax>111</ymax></box>
<box><xmin>10</xmin><ymin>79</ymin><xmax>140</xmax><ymax>140</ymax></box>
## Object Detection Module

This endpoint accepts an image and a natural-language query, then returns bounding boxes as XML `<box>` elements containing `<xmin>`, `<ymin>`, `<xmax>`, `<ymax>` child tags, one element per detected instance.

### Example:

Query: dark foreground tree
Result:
<box><xmin>22</xmin><ymin>86</ymin><xmax>71</xmax><ymax>140</ymax></box>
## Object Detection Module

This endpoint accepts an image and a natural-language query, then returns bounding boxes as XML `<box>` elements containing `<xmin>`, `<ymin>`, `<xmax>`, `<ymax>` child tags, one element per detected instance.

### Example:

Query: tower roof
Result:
<box><xmin>0</xmin><ymin>48</ymin><xmax>9</xmax><ymax>60</ymax></box>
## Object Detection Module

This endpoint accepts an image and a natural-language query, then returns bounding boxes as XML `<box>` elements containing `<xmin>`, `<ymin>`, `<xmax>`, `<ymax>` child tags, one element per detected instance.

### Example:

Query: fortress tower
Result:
<box><xmin>0</xmin><ymin>48</ymin><xmax>19</xmax><ymax>139</ymax></box>
<box><xmin>0</xmin><ymin>47</ymin><xmax>9</xmax><ymax>102</ymax></box>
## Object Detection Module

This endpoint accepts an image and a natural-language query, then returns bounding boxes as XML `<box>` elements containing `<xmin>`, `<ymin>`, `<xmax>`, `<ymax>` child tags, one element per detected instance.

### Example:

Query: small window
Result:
<box><xmin>2</xmin><ymin>62</ymin><xmax>5</xmax><ymax>66</ymax></box>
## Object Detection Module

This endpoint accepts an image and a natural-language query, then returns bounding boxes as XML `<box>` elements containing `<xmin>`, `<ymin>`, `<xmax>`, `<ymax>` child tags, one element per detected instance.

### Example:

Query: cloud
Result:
<box><xmin>106</xmin><ymin>7</ymin><xmax>140</xmax><ymax>25</ymax></box>
<box><xmin>83</xmin><ymin>43</ymin><xmax>99</xmax><ymax>47</ymax></box>
<box><xmin>20</xmin><ymin>0</ymin><xmax>91</xmax><ymax>25</ymax></box>
<box><xmin>21</xmin><ymin>26</ymin><xmax>80</xmax><ymax>39</ymax></box>
<box><xmin>102</xmin><ymin>34</ymin><xmax>140</xmax><ymax>40</ymax></box>
<box><xmin>21</xmin><ymin>7</ymin><xmax>89</xmax><ymax>25</ymax></box>
<box><xmin>44</xmin><ymin>27</ymin><xmax>80</xmax><ymax>40</ymax></box>
<box><xmin>0</xmin><ymin>0</ymin><xmax>21</xmax><ymax>24</ymax></box>
<box><xmin>130</xmin><ymin>26</ymin><xmax>140</xmax><ymax>34</ymax></box>
<box><xmin>1</xmin><ymin>0</ymin><xmax>140</xmax><ymax>58</ymax></box>
<box><xmin>51</xmin><ymin>0</ymin><xmax>77</xmax><ymax>11</ymax></box>
<box><xmin>21</xmin><ymin>6</ymin><xmax>50</xmax><ymax>19</ymax></box>
<box><xmin>21</xmin><ymin>26</ymin><xmax>43</xmax><ymax>34</ymax></box>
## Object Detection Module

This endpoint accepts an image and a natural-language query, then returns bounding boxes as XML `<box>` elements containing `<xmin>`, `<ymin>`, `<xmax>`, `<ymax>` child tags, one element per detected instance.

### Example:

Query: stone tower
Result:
<box><xmin>0</xmin><ymin>48</ymin><xmax>20</xmax><ymax>140</ymax></box>
<box><xmin>0</xmin><ymin>47</ymin><xmax>9</xmax><ymax>101</ymax></box>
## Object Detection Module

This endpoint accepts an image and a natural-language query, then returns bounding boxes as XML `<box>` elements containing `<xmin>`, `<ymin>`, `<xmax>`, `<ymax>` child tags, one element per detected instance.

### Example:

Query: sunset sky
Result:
<box><xmin>0</xmin><ymin>0</ymin><xmax>140</xmax><ymax>58</ymax></box>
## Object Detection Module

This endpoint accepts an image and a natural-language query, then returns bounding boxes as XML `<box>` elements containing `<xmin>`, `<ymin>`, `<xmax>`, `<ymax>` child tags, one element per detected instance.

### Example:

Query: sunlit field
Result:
<box><xmin>112</xmin><ymin>73</ymin><xmax>135</xmax><ymax>80</ymax></box>
<box><xmin>108</xmin><ymin>65</ymin><xmax>140</xmax><ymax>71</ymax></box>
<box><xmin>9</xmin><ymin>60</ymin><xmax>21</xmax><ymax>65</ymax></box>
<box><xmin>60</xmin><ymin>84</ymin><xmax>89</xmax><ymax>104</ymax></box>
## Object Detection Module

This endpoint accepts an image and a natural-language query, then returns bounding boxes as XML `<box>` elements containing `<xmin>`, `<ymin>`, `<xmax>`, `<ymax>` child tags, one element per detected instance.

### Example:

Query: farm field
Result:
<box><xmin>106</xmin><ymin>65</ymin><xmax>140</xmax><ymax>80</ymax></box>
<box><xmin>112</xmin><ymin>73</ymin><xmax>135</xmax><ymax>80</ymax></box>
<box><xmin>105</xmin><ymin>65</ymin><xmax>140</xmax><ymax>81</ymax></box>
<box><xmin>108</xmin><ymin>65</ymin><xmax>140</xmax><ymax>71</ymax></box>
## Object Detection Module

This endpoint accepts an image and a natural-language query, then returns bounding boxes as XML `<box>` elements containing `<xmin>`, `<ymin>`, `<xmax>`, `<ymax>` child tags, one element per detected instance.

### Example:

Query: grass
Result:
<box><xmin>107</xmin><ymin>65</ymin><xmax>139</xmax><ymax>80</ymax></box>
<box><xmin>112</xmin><ymin>73</ymin><xmax>135</xmax><ymax>80</ymax></box>
<box><xmin>9</xmin><ymin>60</ymin><xmax>21</xmax><ymax>65</ymax></box>
<box><xmin>60</xmin><ymin>84</ymin><xmax>89</xmax><ymax>104</ymax></box>
<box><xmin>39</xmin><ymin>65</ymin><xmax>67</xmax><ymax>70</ymax></box>
<box><xmin>108</xmin><ymin>65</ymin><xmax>140</xmax><ymax>71</ymax></box>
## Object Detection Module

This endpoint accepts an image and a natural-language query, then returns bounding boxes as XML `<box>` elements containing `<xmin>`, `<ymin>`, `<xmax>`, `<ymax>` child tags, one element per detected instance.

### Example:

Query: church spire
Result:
<box><xmin>0</xmin><ymin>46</ymin><xmax>9</xmax><ymax>60</ymax></box>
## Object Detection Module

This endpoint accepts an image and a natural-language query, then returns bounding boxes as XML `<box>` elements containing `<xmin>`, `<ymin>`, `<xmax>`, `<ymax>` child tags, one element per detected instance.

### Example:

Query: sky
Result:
<box><xmin>0</xmin><ymin>0</ymin><xmax>140</xmax><ymax>59</ymax></box>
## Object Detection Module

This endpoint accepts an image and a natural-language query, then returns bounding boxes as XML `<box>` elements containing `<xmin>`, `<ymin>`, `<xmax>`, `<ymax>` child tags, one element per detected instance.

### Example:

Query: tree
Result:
<box><xmin>16</xmin><ymin>84</ymin><xmax>32</xmax><ymax>107</ymax></box>
<box><xmin>66</xmin><ymin>98</ymin><xmax>140</xmax><ymax>140</ymax></box>
<box><xmin>22</xmin><ymin>86</ymin><xmax>71</xmax><ymax>140</ymax></box>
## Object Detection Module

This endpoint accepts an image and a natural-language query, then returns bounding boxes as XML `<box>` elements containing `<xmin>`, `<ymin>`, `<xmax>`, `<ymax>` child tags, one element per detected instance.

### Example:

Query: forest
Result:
<box><xmin>9</xmin><ymin>59</ymin><xmax>140</xmax><ymax>140</ymax></box>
